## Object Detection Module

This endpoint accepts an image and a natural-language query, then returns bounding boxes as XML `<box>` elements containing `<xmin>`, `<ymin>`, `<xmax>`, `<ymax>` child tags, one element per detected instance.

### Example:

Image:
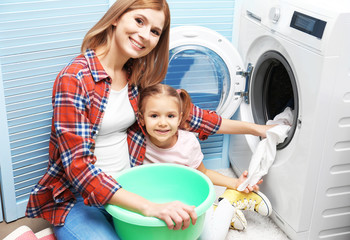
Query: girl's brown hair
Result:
<box><xmin>138</xmin><ymin>84</ymin><xmax>192</xmax><ymax>129</ymax></box>
<box><xmin>81</xmin><ymin>0</ymin><xmax>171</xmax><ymax>88</ymax></box>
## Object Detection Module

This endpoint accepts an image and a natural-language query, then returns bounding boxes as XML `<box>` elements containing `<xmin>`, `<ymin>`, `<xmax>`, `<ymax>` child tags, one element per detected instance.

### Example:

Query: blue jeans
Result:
<box><xmin>53</xmin><ymin>194</ymin><xmax>120</xmax><ymax>240</ymax></box>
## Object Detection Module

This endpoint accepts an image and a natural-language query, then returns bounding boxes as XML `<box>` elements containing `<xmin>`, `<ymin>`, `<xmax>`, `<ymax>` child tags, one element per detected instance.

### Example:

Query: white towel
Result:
<box><xmin>237</xmin><ymin>107</ymin><xmax>293</xmax><ymax>191</ymax></box>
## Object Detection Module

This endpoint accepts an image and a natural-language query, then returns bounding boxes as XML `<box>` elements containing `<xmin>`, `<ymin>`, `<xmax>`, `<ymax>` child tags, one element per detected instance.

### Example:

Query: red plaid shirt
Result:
<box><xmin>25</xmin><ymin>49</ymin><xmax>222</xmax><ymax>226</ymax></box>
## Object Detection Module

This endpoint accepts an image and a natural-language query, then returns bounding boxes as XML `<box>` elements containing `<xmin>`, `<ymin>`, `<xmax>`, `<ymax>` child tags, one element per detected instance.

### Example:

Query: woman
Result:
<box><xmin>26</xmin><ymin>0</ymin><xmax>271</xmax><ymax>239</ymax></box>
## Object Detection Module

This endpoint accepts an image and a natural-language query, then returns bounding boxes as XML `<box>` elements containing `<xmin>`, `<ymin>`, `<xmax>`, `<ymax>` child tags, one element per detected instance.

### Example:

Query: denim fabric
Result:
<box><xmin>53</xmin><ymin>195</ymin><xmax>120</xmax><ymax>240</ymax></box>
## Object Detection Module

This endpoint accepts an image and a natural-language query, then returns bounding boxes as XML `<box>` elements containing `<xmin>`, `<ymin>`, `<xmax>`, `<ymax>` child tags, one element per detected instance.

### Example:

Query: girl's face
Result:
<box><xmin>140</xmin><ymin>95</ymin><xmax>182</xmax><ymax>149</ymax></box>
<box><xmin>112</xmin><ymin>8</ymin><xmax>165</xmax><ymax>59</ymax></box>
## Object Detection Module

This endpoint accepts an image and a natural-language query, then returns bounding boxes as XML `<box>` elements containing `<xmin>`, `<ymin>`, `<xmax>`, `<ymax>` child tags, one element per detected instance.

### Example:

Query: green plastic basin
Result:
<box><xmin>105</xmin><ymin>163</ymin><xmax>215</xmax><ymax>240</ymax></box>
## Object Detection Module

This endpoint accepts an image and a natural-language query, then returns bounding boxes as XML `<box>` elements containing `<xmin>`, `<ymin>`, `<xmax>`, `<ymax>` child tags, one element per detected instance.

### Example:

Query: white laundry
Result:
<box><xmin>237</xmin><ymin>107</ymin><xmax>293</xmax><ymax>191</ymax></box>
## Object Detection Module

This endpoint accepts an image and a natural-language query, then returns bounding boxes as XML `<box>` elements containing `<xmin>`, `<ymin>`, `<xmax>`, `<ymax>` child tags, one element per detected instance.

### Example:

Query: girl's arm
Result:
<box><xmin>196</xmin><ymin>162</ymin><xmax>261</xmax><ymax>193</ymax></box>
<box><xmin>108</xmin><ymin>188</ymin><xmax>197</xmax><ymax>230</ymax></box>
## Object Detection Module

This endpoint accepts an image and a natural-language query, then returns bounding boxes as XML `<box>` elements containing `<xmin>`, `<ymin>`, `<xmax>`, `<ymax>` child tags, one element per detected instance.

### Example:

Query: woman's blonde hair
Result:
<box><xmin>138</xmin><ymin>84</ymin><xmax>192</xmax><ymax>129</ymax></box>
<box><xmin>81</xmin><ymin>0</ymin><xmax>171</xmax><ymax>88</ymax></box>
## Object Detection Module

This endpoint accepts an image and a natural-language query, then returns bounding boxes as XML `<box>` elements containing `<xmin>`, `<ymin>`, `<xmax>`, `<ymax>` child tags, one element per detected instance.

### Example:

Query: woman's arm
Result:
<box><xmin>108</xmin><ymin>188</ymin><xmax>197</xmax><ymax>230</ymax></box>
<box><xmin>187</xmin><ymin>104</ymin><xmax>273</xmax><ymax>140</ymax></box>
<box><xmin>53</xmin><ymin>72</ymin><xmax>124</xmax><ymax>206</ymax></box>
<box><xmin>196</xmin><ymin>162</ymin><xmax>261</xmax><ymax>193</ymax></box>
<box><xmin>216</xmin><ymin>118</ymin><xmax>274</xmax><ymax>138</ymax></box>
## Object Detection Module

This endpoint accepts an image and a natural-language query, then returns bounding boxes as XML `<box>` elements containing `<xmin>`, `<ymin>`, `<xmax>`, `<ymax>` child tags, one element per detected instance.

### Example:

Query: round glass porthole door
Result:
<box><xmin>250</xmin><ymin>51</ymin><xmax>299</xmax><ymax>149</ymax></box>
<box><xmin>165</xmin><ymin>26</ymin><xmax>246</xmax><ymax>119</ymax></box>
<box><xmin>163</xmin><ymin>45</ymin><xmax>230</xmax><ymax>113</ymax></box>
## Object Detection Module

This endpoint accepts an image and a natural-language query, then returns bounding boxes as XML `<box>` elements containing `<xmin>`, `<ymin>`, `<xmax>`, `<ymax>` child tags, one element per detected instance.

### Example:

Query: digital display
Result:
<box><xmin>290</xmin><ymin>11</ymin><xmax>327</xmax><ymax>39</ymax></box>
<box><xmin>294</xmin><ymin>15</ymin><xmax>316</xmax><ymax>32</ymax></box>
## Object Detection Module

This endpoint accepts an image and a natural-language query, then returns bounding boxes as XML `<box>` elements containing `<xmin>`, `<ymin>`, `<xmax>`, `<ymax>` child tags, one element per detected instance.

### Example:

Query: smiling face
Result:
<box><xmin>112</xmin><ymin>8</ymin><xmax>165</xmax><ymax>60</ymax></box>
<box><xmin>140</xmin><ymin>94</ymin><xmax>182</xmax><ymax>149</ymax></box>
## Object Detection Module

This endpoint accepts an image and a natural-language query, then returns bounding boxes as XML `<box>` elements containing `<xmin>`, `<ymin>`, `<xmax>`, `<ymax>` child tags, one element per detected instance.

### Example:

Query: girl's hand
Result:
<box><xmin>145</xmin><ymin>201</ymin><xmax>197</xmax><ymax>230</ymax></box>
<box><xmin>236</xmin><ymin>170</ymin><xmax>263</xmax><ymax>193</ymax></box>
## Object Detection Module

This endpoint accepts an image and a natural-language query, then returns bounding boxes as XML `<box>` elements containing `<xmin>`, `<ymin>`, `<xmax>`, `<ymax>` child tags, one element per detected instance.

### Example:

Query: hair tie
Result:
<box><xmin>176</xmin><ymin>89</ymin><xmax>181</xmax><ymax>94</ymax></box>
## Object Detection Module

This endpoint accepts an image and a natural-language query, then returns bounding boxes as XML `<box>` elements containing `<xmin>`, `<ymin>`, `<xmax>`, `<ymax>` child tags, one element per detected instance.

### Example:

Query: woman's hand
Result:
<box><xmin>145</xmin><ymin>201</ymin><xmax>197</xmax><ymax>230</ymax></box>
<box><xmin>255</xmin><ymin>124</ymin><xmax>276</xmax><ymax>138</ymax></box>
<box><xmin>235</xmin><ymin>170</ymin><xmax>262</xmax><ymax>193</ymax></box>
<box><xmin>109</xmin><ymin>188</ymin><xmax>197</xmax><ymax>230</ymax></box>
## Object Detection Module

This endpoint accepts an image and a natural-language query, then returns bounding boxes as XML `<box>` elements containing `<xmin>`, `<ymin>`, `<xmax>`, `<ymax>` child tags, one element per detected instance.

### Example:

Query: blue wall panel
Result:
<box><xmin>0</xmin><ymin>0</ymin><xmax>111</xmax><ymax>223</ymax></box>
<box><xmin>0</xmin><ymin>0</ymin><xmax>235</xmax><ymax>222</ymax></box>
<box><xmin>169</xmin><ymin>0</ymin><xmax>235</xmax><ymax>41</ymax></box>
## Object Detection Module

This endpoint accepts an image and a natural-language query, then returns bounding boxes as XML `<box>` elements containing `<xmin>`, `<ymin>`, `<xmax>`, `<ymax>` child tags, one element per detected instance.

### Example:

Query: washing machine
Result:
<box><xmin>167</xmin><ymin>0</ymin><xmax>350</xmax><ymax>239</ymax></box>
<box><xmin>229</xmin><ymin>0</ymin><xmax>350</xmax><ymax>239</ymax></box>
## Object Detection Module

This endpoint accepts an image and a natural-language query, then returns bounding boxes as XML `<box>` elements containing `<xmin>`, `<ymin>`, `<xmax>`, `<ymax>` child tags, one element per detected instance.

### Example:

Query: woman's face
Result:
<box><xmin>113</xmin><ymin>8</ymin><xmax>165</xmax><ymax>59</ymax></box>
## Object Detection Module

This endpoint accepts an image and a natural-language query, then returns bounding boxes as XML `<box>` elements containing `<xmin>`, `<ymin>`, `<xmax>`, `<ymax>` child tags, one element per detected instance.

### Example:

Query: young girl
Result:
<box><xmin>138</xmin><ymin>84</ymin><xmax>272</xmax><ymax>237</ymax></box>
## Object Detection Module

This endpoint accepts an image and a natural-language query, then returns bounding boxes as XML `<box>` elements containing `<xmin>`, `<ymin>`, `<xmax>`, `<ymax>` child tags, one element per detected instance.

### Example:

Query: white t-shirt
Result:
<box><xmin>94</xmin><ymin>84</ymin><xmax>136</xmax><ymax>177</ymax></box>
<box><xmin>144</xmin><ymin>130</ymin><xmax>203</xmax><ymax>169</ymax></box>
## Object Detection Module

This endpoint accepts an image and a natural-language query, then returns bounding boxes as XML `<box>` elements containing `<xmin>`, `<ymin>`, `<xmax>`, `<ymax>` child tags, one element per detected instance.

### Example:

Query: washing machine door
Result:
<box><xmin>165</xmin><ymin>26</ymin><xmax>248</xmax><ymax>119</ymax></box>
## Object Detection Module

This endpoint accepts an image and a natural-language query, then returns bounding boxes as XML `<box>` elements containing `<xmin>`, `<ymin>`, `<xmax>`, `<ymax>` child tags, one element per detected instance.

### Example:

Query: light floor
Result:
<box><xmin>0</xmin><ymin>168</ymin><xmax>290</xmax><ymax>240</ymax></box>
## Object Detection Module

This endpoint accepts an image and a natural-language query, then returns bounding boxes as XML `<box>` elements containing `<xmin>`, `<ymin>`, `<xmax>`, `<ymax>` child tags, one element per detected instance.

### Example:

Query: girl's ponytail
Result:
<box><xmin>177</xmin><ymin>89</ymin><xmax>192</xmax><ymax>129</ymax></box>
